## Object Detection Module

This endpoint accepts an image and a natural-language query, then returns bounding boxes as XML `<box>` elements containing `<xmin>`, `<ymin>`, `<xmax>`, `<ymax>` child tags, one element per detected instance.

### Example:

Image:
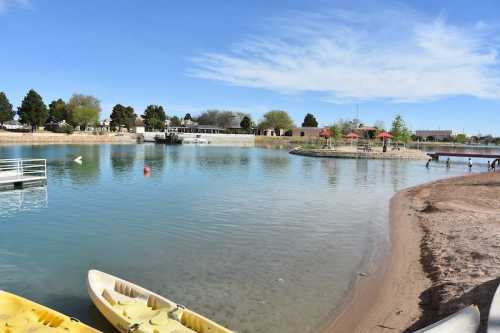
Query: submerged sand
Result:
<box><xmin>326</xmin><ymin>172</ymin><xmax>500</xmax><ymax>333</ymax></box>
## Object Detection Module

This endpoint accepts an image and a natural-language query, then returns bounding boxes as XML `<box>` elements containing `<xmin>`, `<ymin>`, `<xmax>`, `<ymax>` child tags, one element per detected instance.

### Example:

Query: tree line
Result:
<box><xmin>0</xmin><ymin>89</ymin><xmax>103</xmax><ymax>132</ymax></box>
<box><xmin>4</xmin><ymin>89</ymin><xmax>475</xmax><ymax>143</ymax></box>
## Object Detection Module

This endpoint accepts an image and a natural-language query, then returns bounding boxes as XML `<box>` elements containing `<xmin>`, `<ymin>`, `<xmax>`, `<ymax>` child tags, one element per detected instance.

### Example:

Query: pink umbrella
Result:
<box><xmin>345</xmin><ymin>132</ymin><xmax>360</xmax><ymax>139</ymax></box>
<box><xmin>319</xmin><ymin>128</ymin><xmax>332</xmax><ymax>138</ymax></box>
<box><xmin>377</xmin><ymin>131</ymin><xmax>393</xmax><ymax>139</ymax></box>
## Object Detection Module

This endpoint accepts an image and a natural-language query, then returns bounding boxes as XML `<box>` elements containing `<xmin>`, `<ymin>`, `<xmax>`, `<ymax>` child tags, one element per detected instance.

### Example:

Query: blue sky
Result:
<box><xmin>1</xmin><ymin>0</ymin><xmax>500</xmax><ymax>135</ymax></box>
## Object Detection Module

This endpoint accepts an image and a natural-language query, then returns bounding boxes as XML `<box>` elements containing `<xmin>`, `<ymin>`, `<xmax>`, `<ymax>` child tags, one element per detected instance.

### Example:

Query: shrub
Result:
<box><xmin>54</xmin><ymin>124</ymin><xmax>74</xmax><ymax>134</ymax></box>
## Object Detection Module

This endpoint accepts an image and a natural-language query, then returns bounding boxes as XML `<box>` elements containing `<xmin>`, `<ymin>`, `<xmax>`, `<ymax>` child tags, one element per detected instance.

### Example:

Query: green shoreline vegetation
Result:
<box><xmin>1</xmin><ymin>89</ymin><xmax>500</xmax><ymax>148</ymax></box>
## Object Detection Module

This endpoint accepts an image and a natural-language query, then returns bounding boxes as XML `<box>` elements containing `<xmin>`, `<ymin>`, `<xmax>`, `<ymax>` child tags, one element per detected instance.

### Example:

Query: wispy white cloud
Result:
<box><xmin>190</xmin><ymin>7</ymin><xmax>500</xmax><ymax>103</ymax></box>
<box><xmin>0</xmin><ymin>0</ymin><xmax>31</xmax><ymax>13</ymax></box>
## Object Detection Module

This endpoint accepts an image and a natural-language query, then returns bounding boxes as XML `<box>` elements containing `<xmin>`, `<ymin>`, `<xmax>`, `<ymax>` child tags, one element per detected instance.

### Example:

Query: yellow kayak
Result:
<box><xmin>0</xmin><ymin>291</ymin><xmax>100</xmax><ymax>333</ymax></box>
<box><xmin>86</xmin><ymin>270</ymin><xmax>234</xmax><ymax>333</ymax></box>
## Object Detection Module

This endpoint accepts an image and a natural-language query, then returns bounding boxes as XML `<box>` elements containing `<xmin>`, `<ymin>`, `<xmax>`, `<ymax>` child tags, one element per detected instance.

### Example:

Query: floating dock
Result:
<box><xmin>0</xmin><ymin>159</ymin><xmax>47</xmax><ymax>190</ymax></box>
<box><xmin>428</xmin><ymin>152</ymin><xmax>500</xmax><ymax>160</ymax></box>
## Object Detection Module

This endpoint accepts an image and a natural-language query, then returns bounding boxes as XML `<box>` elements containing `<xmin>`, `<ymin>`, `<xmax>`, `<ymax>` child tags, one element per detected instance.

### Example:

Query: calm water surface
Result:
<box><xmin>0</xmin><ymin>144</ymin><xmax>477</xmax><ymax>333</ymax></box>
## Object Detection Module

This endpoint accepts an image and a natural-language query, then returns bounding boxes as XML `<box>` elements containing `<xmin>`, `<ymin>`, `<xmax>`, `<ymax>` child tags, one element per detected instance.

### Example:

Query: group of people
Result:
<box><xmin>426</xmin><ymin>157</ymin><xmax>498</xmax><ymax>172</ymax></box>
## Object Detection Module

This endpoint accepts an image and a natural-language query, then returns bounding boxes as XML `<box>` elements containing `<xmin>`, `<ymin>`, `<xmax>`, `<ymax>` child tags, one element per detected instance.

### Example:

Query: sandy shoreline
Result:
<box><xmin>325</xmin><ymin>171</ymin><xmax>500</xmax><ymax>333</ymax></box>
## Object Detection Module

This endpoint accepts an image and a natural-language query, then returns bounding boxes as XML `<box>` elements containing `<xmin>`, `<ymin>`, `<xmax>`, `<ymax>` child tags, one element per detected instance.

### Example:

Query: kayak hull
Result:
<box><xmin>0</xmin><ymin>290</ymin><xmax>100</xmax><ymax>333</ymax></box>
<box><xmin>488</xmin><ymin>282</ymin><xmax>500</xmax><ymax>333</ymax></box>
<box><xmin>415</xmin><ymin>305</ymin><xmax>480</xmax><ymax>333</ymax></box>
<box><xmin>86</xmin><ymin>269</ymin><xmax>233</xmax><ymax>333</ymax></box>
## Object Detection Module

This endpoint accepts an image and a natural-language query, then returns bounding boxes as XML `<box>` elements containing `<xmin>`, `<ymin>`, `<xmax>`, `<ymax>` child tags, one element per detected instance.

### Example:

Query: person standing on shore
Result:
<box><xmin>488</xmin><ymin>161</ymin><xmax>491</xmax><ymax>171</ymax></box>
<box><xmin>493</xmin><ymin>160</ymin><xmax>497</xmax><ymax>172</ymax></box>
<box><xmin>468</xmin><ymin>158</ymin><xmax>472</xmax><ymax>172</ymax></box>
<box><xmin>446</xmin><ymin>157</ymin><xmax>451</xmax><ymax>169</ymax></box>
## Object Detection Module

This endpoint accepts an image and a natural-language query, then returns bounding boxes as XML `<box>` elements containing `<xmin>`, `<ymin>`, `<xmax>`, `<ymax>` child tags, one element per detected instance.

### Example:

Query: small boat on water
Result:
<box><xmin>87</xmin><ymin>270</ymin><xmax>233</xmax><ymax>333</ymax></box>
<box><xmin>0</xmin><ymin>290</ymin><xmax>100</xmax><ymax>333</ymax></box>
<box><xmin>488</xmin><ymin>282</ymin><xmax>500</xmax><ymax>333</ymax></box>
<box><xmin>182</xmin><ymin>135</ymin><xmax>209</xmax><ymax>145</ymax></box>
<box><xmin>414</xmin><ymin>305</ymin><xmax>480</xmax><ymax>332</ymax></box>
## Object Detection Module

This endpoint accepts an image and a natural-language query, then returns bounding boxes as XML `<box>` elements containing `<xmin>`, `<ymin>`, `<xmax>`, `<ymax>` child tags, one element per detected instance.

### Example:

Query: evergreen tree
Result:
<box><xmin>0</xmin><ymin>92</ymin><xmax>14</xmax><ymax>127</ymax></box>
<box><xmin>240</xmin><ymin>115</ymin><xmax>252</xmax><ymax>132</ymax></box>
<box><xmin>169</xmin><ymin>116</ymin><xmax>181</xmax><ymax>127</ymax></box>
<box><xmin>390</xmin><ymin>114</ymin><xmax>411</xmax><ymax>143</ymax></box>
<box><xmin>17</xmin><ymin>89</ymin><xmax>48</xmax><ymax>132</ymax></box>
<box><xmin>184</xmin><ymin>113</ymin><xmax>192</xmax><ymax>120</ymax></box>
<box><xmin>110</xmin><ymin>104</ymin><xmax>136</xmax><ymax>130</ymax></box>
<box><xmin>142</xmin><ymin>105</ymin><xmax>166</xmax><ymax>131</ymax></box>
<box><xmin>302</xmin><ymin>113</ymin><xmax>318</xmax><ymax>127</ymax></box>
<box><xmin>48</xmin><ymin>99</ymin><xmax>68</xmax><ymax>122</ymax></box>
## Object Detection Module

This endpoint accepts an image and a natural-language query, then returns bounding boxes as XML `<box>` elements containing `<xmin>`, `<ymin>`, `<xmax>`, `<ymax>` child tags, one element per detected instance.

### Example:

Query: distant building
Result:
<box><xmin>100</xmin><ymin>118</ymin><xmax>112</xmax><ymax>132</ymax></box>
<box><xmin>354</xmin><ymin>126</ymin><xmax>378</xmax><ymax>139</ymax></box>
<box><xmin>292</xmin><ymin>127</ymin><xmax>323</xmax><ymax>137</ymax></box>
<box><xmin>135</xmin><ymin>117</ymin><xmax>145</xmax><ymax>134</ymax></box>
<box><xmin>258</xmin><ymin>128</ymin><xmax>286</xmax><ymax>136</ymax></box>
<box><xmin>169</xmin><ymin>125</ymin><xmax>224</xmax><ymax>134</ymax></box>
<box><xmin>181</xmin><ymin>118</ymin><xmax>198</xmax><ymax>127</ymax></box>
<box><xmin>2</xmin><ymin>120</ymin><xmax>26</xmax><ymax>130</ymax></box>
<box><xmin>415</xmin><ymin>130</ymin><xmax>452</xmax><ymax>141</ymax></box>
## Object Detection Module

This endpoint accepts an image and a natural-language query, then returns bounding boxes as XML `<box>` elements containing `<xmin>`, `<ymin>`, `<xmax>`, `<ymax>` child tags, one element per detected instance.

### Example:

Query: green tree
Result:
<box><xmin>390</xmin><ymin>114</ymin><xmax>411</xmax><ymax>143</ymax></box>
<box><xmin>0</xmin><ymin>92</ymin><xmax>14</xmax><ymax>127</ymax></box>
<box><xmin>169</xmin><ymin>116</ymin><xmax>181</xmax><ymax>127</ymax></box>
<box><xmin>240</xmin><ymin>115</ymin><xmax>252</xmax><ymax>132</ymax></box>
<box><xmin>184</xmin><ymin>113</ymin><xmax>192</xmax><ymax>120</ymax></box>
<box><xmin>72</xmin><ymin>107</ymin><xmax>99</xmax><ymax>130</ymax></box>
<box><xmin>110</xmin><ymin>104</ymin><xmax>136</xmax><ymax>130</ymax></box>
<box><xmin>67</xmin><ymin>94</ymin><xmax>101</xmax><ymax>130</ymax></box>
<box><xmin>302</xmin><ymin>113</ymin><xmax>318</xmax><ymax>127</ymax></box>
<box><xmin>17</xmin><ymin>89</ymin><xmax>48</xmax><ymax>131</ymax></box>
<box><xmin>455</xmin><ymin>133</ymin><xmax>467</xmax><ymax>144</ymax></box>
<box><xmin>48</xmin><ymin>99</ymin><xmax>68</xmax><ymax>122</ymax></box>
<box><xmin>258</xmin><ymin>110</ymin><xmax>294</xmax><ymax>131</ymax></box>
<box><xmin>335</xmin><ymin>118</ymin><xmax>362</xmax><ymax>134</ymax></box>
<box><xmin>142</xmin><ymin>105</ymin><xmax>166</xmax><ymax>131</ymax></box>
<box><xmin>329</xmin><ymin>124</ymin><xmax>342</xmax><ymax>142</ymax></box>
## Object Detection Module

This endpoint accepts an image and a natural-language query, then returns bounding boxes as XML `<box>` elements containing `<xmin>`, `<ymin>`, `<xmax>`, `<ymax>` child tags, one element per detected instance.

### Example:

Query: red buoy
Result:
<box><xmin>143</xmin><ymin>165</ymin><xmax>151</xmax><ymax>175</ymax></box>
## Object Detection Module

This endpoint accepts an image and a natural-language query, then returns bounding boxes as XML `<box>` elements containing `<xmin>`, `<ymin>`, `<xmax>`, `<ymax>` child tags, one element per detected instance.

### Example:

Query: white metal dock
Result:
<box><xmin>0</xmin><ymin>159</ymin><xmax>47</xmax><ymax>189</ymax></box>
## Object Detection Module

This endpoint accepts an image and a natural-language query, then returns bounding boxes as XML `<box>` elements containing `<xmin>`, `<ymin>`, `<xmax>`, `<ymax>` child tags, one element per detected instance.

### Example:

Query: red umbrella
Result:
<box><xmin>377</xmin><ymin>131</ymin><xmax>392</xmax><ymax>139</ymax></box>
<box><xmin>345</xmin><ymin>132</ymin><xmax>360</xmax><ymax>139</ymax></box>
<box><xmin>319</xmin><ymin>128</ymin><xmax>332</xmax><ymax>138</ymax></box>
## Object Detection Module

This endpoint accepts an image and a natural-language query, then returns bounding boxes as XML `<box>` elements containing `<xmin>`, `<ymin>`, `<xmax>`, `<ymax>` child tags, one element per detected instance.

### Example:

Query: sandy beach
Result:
<box><xmin>326</xmin><ymin>171</ymin><xmax>500</xmax><ymax>333</ymax></box>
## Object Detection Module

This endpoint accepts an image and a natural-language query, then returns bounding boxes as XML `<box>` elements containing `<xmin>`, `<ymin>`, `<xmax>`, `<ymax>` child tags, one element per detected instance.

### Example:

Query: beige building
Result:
<box><xmin>292</xmin><ymin>127</ymin><xmax>323</xmax><ymax>137</ymax></box>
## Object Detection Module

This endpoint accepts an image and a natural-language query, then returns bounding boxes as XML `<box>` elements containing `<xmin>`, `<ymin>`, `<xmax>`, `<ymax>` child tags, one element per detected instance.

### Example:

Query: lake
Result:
<box><xmin>0</xmin><ymin>144</ymin><xmax>478</xmax><ymax>333</ymax></box>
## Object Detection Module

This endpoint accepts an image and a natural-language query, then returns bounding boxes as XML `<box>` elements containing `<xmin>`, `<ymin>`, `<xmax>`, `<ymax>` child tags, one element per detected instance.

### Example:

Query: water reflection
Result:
<box><xmin>389</xmin><ymin>160</ymin><xmax>409</xmax><ymax>191</ymax></box>
<box><xmin>111</xmin><ymin>146</ymin><xmax>137</xmax><ymax>176</ymax></box>
<box><xmin>319</xmin><ymin>159</ymin><xmax>338</xmax><ymax>186</ymax></box>
<box><xmin>0</xmin><ymin>186</ymin><xmax>48</xmax><ymax>218</ymax></box>
<box><xmin>260</xmin><ymin>155</ymin><xmax>289</xmax><ymax>172</ymax></box>
<box><xmin>195</xmin><ymin>150</ymin><xmax>251</xmax><ymax>170</ymax></box>
<box><xmin>354</xmin><ymin>159</ymin><xmax>369</xmax><ymax>187</ymax></box>
<box><xmin>143</xmin><ymin>145</ymin><xmax>166</xmax><ymax>175</ymax></box>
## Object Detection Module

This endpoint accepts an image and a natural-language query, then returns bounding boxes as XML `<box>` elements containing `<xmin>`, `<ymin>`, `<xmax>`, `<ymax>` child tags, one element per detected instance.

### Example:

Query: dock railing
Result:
<box><xmin>0</xmin><ymin>159</ymin><xmax>47</xmax><ymax>181</ymax></box>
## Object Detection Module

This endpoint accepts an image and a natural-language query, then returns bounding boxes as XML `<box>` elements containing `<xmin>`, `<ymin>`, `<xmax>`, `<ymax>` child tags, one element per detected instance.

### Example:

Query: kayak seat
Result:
<box><xmin>102</xmin><ymin>288</ymin><xmax>137</xmax><ymax>306</ymax></box>
<box><xmin>1</xmin><ymin>310</ymin><xmax>69</xmax><ymax>333</ymax></box>
<box><xmin>114</xmin><ymin>281</ymin><xmax>139</xmax><ymax>298</ymax></box>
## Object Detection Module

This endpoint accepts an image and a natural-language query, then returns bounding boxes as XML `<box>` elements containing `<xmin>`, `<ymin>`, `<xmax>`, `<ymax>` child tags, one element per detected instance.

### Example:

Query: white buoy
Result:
<box><xmin>74</xmin><ymin>156</ymin><xmax>83</xmax><ymax>164</ymax></box>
